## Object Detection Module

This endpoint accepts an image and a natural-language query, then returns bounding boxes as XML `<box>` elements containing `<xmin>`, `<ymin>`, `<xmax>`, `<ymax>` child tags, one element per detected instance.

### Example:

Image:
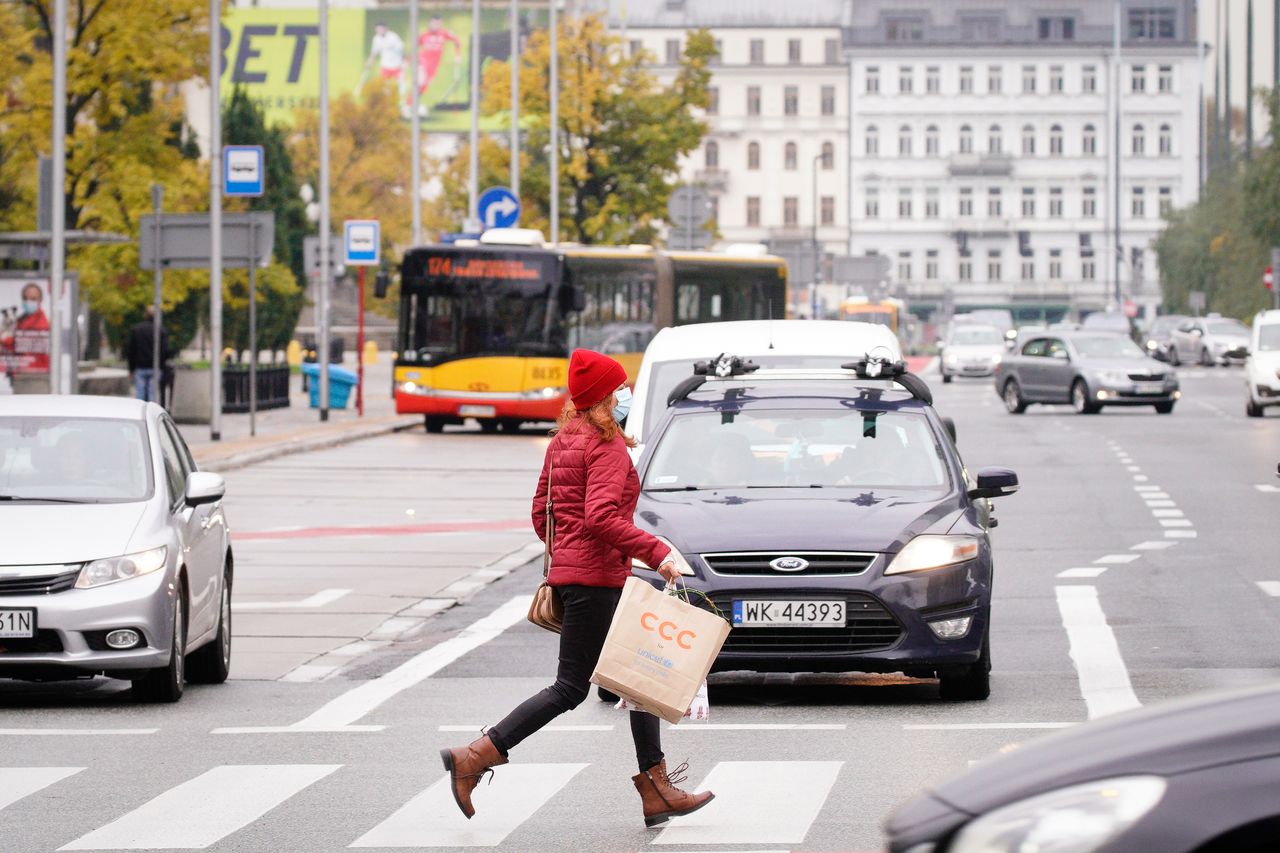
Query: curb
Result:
<box><xmin>194</xmin><ymin>416</ymin><xmax>422</xmax><ymax>473</ymax></box>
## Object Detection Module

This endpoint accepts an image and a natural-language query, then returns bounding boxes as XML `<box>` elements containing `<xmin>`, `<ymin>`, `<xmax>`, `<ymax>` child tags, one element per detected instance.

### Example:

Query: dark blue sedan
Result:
<box><xmin>630</xmin><ymin>360</ymin><xmax>1018</xmax><ymax>700</ymax></box>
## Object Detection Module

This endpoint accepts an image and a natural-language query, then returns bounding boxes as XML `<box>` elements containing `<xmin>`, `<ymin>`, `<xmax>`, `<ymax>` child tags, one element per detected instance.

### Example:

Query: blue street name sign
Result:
<box><xmin>478</xmin><ymin>186</ymin><xmax>521</xmax><ymax>230</ymax></box>
<box><xmin>224</xmin><ymin>145</ymin><xmax>265</xmax><ymax>197</ymax></box>
<box><xmin>343</xmin><ymin>220</ymin><xmax>380</xmax><ymax>266</ymax></box>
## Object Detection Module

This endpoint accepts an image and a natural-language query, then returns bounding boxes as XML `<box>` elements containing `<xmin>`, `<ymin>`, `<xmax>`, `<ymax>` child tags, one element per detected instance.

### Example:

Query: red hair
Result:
<box><xmin>553</xmin><ymin>396</ymin><xmax>637</xmax><ymax>448</ymax></box>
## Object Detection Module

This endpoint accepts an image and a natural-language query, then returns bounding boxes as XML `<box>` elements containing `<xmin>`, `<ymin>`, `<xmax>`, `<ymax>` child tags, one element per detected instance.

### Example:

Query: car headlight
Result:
<box><xmin>884</xmin><ymin>534</ymin><xmax>978</xmax><ymax>575</ymax></box>
<box><xmin>75</xmin><ymin>547</ymin><xmax>167</xmax><ymax>589</ymax></box>
<box><xmin>632</xmin><ymin>535</ymin><xmax>695</xmax><ymax>576</ymax></box>
<box><xmin>944</xmin><ymin>354</ymin><xmax>959</xmax><ymax>364</ymax></box>
<box><xmin>1097</xmin><ymin>370</ymin><xmax>1128</xmax><ymax>385</ymax></box>
<box><xmin>948</xmin><ymin>775</ymin><xmax>1167</xmax><ymax>853</ymax></box>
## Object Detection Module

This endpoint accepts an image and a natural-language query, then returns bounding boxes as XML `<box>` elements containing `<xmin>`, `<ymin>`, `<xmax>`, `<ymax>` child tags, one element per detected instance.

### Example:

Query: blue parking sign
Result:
<box><xmin>224</xmin><ymin>145</ymin><xmax>264</xmax><ymax>197</ymax></box>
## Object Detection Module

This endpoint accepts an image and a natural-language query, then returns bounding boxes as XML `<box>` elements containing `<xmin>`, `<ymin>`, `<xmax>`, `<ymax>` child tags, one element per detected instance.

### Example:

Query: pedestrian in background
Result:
<box><xmin>124</xmin><ymin>305</ymin><xmax>170</xmax><ymax>404</ymax></box>
<box><xmin>440</xmin><ymin>349</ymin><xmax>716</xmax><ymax>827</ymax></box>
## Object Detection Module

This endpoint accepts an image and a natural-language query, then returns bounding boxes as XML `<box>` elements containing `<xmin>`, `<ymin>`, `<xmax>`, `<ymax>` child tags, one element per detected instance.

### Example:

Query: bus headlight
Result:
<box><xmin>520</xmin><ymin>386</ymin><xmax>567</xmax><ymax>400</ymax></box>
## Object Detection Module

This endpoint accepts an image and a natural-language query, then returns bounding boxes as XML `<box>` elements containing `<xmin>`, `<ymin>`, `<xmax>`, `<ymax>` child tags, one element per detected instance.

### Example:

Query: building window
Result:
<box><xmin>1132</xmin><ymin>123</ymin><xmax>1145</xmax><ymax>156</ymax></box>
<box><xmin>1159</xmin><ymin>123</ymin><xmax>1172</xmax><ymax>155</ymax></box>
<box><xmin>865</xmin><ymin>186</ymin><xmax>879</xmax><ymax>218</ymax></box>
<box><xmin>959</xmin><ymin>65</ymin><xmax>974</xmax><ymax>94</ymax></box>
<box><xmin>746</xmin><ymin>196</ymin><xmax>760</xmax><ymax>226</ymax></box>
<box><xmin>959</xmin><ymin>259</ymin><xmax>973</xmax><ymax>281</ymax></box>
<box><xmin>747</xmin><ymin>142</ymin><xmax>760</xmax><ymax>170</ymax></box>
<box><xmin>706</xmin><ymin>86</ymin><xmax>719</xmax><ymax>115</ymax></box>
<box><xmin>784</xmin><ymin>141</ymin><xmax>798</xmax><ymax>170</ymax></box>
<box><xmin>1158</xmin><ymin>64</ymin><xmax>1174</xmax><ymax>93</ymax></box>
<box><xmin>784</xmin><ymin>196</ymin><xmax>799</xmax><ymax>227</ymax></box>
<box><xmin>1049</xmin><ymin>187</ymin><xmax>1063</xmax><ymax>218</ymax></box>
<box><xmin>865</xmin><ymin>125</ymin><xmax>879</xmax><ymax>157</ymax></box>
<box><xmin>711</xmin><ymin>39</ymin><xmax>722</xmax><ymax>65</ymax></box>
<box><xmin>1082</xmin><ymin>65</ymin><xmax>1097</xmax><ymax>93</ymax></box>
<box><xmin>629</xmin><ymin>39</ymin><xmax>642</xmax><ymax>59</ymax></box>
<box><xmin>1129</xmin><ymin>8</ymin><xmax>1176</xmax><ymax>40</ymax></box>
<box><xmin>747</xmin><ymin>86</ymin><xmax>761</xmax><ymax>116</ymax></box>
<box><xmin>1082</xmin><ymin>258</ymin><xmax>1096</xmax><ymax>280</ymax></box>
<box><xmin>926</xmin><ymin>66</ymin><xmax>940</xmax><ymax>93</ymax></box>
<box><xmin>821</xmin><ymin>141</ymin><xmax>834</xmax><ymax>169</ymax></box>
<box><xmin>1131</xmin><ymin>186</ymin><xmax>1145</xmax><ymax>218</ymax></box>
<box><xmin>988</xmin><ymin>124</ymin><xmax>1003</xmax><ymax>154</ymax></box>
<box><xmin>988</xmin><ymin>187</ymin><xmax>1002</xmax><ymax>217</ymax></box>
<box><xmin>1021</xmin><ymin>186</ymin><xmax>1035</xmax><ymax>217</ymax></box>
<box><xmin>1131</xmin><ymin>247</ymin><xmax>1146</xmax><ymax>281</ymax></box>
<box><xmin>897</xmin><ymin>250</ymin><xmax>912</xmax><ymax>281</ymax></box>
<box><xmin>750</xmin><ymin>39</ymin><xmax>765</xmax><ymax>64</ymax></box>
<box><xmin>821</xmin><ymin>195</ymin><xmax>835</xmax><ymax>225</ymax></box>
<box><xmin>665</xmin><ymin>39</ymin><xmax>681</xmax><ymax>65</ymax></box>
<box><xmin>1021</xmin><ymin>259</ymin><xmax>1035</xmax><ymax>281</ymax></box>
<box><xmin>898</xmin><ymin>187</ymin><xmax>913</xmax><ymax>218</ymax></box>
<box><xmin>899</xmin><ymin>125</ymin><xmax>913</xmax><ymax>157</ymax></box>
<box><xmin>709</xmin><ymin>196</ymin><xmax>719</xmax><ymax>224</ymax></box>
<box><xmin>887</xmin><ymin>16</ymin><xmax>925</xmax><ymax>42</ymax></box>
<box><xmin>925</xmin><ymin>250</ymin><xmax>939</xmax><ymax>280</ymax></box>
<box><xmin>784</xmin><ymin>86</ymin><xmax>799</xmax><ymax>116</ymax></box>
<box><xmin>1082</xmin><ymin>186</ymin><xmax>1097</xmax><ymax>218</ymax></box>
<box><xmin>1159</xmin><ymin>186</ymin><xmax>1173</xmax><ymax>216</ymax></box>
<box><xmin>1048</xmin><ymin>249</ymin><xmax>1062</xmax><ymax>279</ymax></box>
<box><xmin>866</xmin><ymin>66</ymin><xmax>880</xmax><ymax>94</ymax></box>
<box><xmin>925</xmin><ymin>187</ymin><xmax>940</xmax><ymax>218</ymax></box>
<box><xmin>961</xmin><ymin>16</ymin><xmax>1000</xmax><ymax>41</ymax></box>
<box><xmin>1022</xmin><ymin>124</ymin><xmax>1036</xmax><ymax>155</ymax></box>
<box><xmin>1049</xmin><ymin>124</ymin><xmax>1063</xmax><ymax>156</ymax></box>
<box><xmin>958</xmin><ymin>187</ymin><xmax>974</xmax><ymax>217</ymax></box>
<box><xmin>1082</xmin><ymin>123</ymin><xmax>1097</xmax><ymax>155</ymax></box>
<box><xmin>788</xmin><ymin>39</ymin><xmax>801</xmax><ymax>65</ymax></box>
<box><xmin>899</xmin><ymin>66</ymin><xmax>914</xmax><ymax>94</ymax></box>
<box><xmin>987</xmin><ymin>249</ymin><xmax>1002</xmax><ymax>281</ymax></box>
<box><xmin>959</xmin><ymin>124</ymin><xmax>974</xmax><ymax>154</ymax></box>
<box><xmin>1038</xmin><ymin>16</ymin><xmax>1076</xmax><ymax>40</ymax></box>
<box><xmin>925</xmin><ymin>125</ymin><xmax>940</xmax><ymax>156</ymax></box>
<box><xmin>1049</xmin><ymin>64</ymin><xmax>1064</xmax><ymax>93</ymax></box>
<box><xmin>987</xmin><ymin>65</ymin><xmax>1002</xmax><ymax>94</ymax></box>
<box><xmin>821</xmin><ymin>85</ymin><xmax>835</xmax><ymax>116</ymax></box>
<box><xmin>704</xmin><ymin>140</ymin><xmax>719</xmax><ymax>168</ymax></box>
<box><xmin>1022</xmin><ymin>64</ymin><xmax>1036</xmax><ymax>94</ymax></box>
<box><xmin>825</xmin><ymin>38</ymin><xmax>840</xmax><ymax>65</ymax></box>
<box><xmin>1131</xmin><ymin>64</ymin><xmax>1146</xmax><ymax>93</ymax></box>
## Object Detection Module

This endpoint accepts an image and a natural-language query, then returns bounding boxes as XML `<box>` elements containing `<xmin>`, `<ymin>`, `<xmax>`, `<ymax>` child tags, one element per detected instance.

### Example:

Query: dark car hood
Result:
<box><xmin>636</xmin><ymin>488</ymin><xmax>960</xmax><ymax>554</ymax></box>
<box><xmin>894</xmin><ymin>682</ymin><xmax>1280</xmax><ymax>829</ymax></box>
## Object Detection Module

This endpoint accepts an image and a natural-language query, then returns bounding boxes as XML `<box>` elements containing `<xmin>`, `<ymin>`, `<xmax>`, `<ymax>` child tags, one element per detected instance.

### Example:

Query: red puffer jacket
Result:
<box><xmin>532</xmin><ymin>420</ymin><xmax>668</xmax><ymax>588</ymax></box>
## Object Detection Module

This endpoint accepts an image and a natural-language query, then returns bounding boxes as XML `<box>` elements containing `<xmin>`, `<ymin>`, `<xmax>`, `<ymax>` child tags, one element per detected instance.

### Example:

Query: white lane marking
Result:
<box><xmin>1133</xmin><ymin>475</ymin><xmax>1149</xmax><ymax>482</ymax></box>
<box><xmin>664</xmin><ymin>723</ymin><xmax>847</xmax><ymax>731</ymax></box>
<box><xmin>0</xmin><ymin>767</ymin><xmax>84</xmax><ymax>810</ymax></box>
<box><xmin>60</xmin><ymin>764</ymin><xmax>341</xmax><ymax>850</ymax></box>
<box><xmin>1057</xmin><ymin>568</ymin><xmax>1108</xmax><ymax>578</ymax></box>
<box><xmin>0</xmin><ymin>729</ymin><xmax>157</xmax><ymax>736</ymax></box>
<box><xmin>1256</xmin><ymin>484</ymin><xmax>1280</xmax><ymax>493</ymax></box>
<box><xmin>211</xmin><ymin>726</ymin><xmax>383</xmax><ymax>734</ymax></box>
<box><xmin>1165</xmin><ymin>530</ymin><xmax>1198</xmax><ymax>538</ymax></box>
<box><xmin>1054</xmin><ymin>586</ymin><xmax>1140</xmax><ymax>720</ymax></box>
<box><xmin>1151</xmin><ymin>509</ymin><xmax>1185</xmax><ymax>518</ymax></box>
<box><xmin>1140</xmin><ymin>491</ymin><xmax>1171</xmax><ymax>500</ymax></box>
<box><xmin>1125</xmin><ymin>466</ymin><xmax>1142</xmax><ymax>472</ymax></box>
<box><xmin>1094</xmin><ymin>555</ymin><xmax>1141</xmax><ymax>565</ymax></box>
<box><xmin>437</xmin><ymin>725</ymin><xmax>614</xmax><ymax>732</ymax></box>
<box><xmin>215</xmin><ymin>596</ymin><xmax>529</xmax><ymax>734</ymax></box>
<box><xmin>653</xmin><ymin>761</ymin><xmax>843</xmax><ymax>845</ymax></box>
<box><xmin>1257</xmin><ymin>582</ymin><xmax>1280</xmax><ymax>597</ymax></box>
<box><xmin>1131</xmin><ymin>541</ymin><xmax>1177</xmax><ymax>551</ymax></box>
<box><xmin>233</xmin><ymin>588</ymin><xmax>353</xmax><ymax>611</ymax></box>
<box><xmin>1143</xmin><ymin>499</ymin><xmax>1176</xmax><ymax>508</ymax></box>
<box><xmin>1160</xmin><ymin>519</ymin><xmax>1194</xmax><ymax>528</ymax></box>
<box><xmin>903</xmin><ymin>723</ymin><xmax>1074</xmax><ymax>731</ymax></box>
<box><xmin>1133</xmin><ymin>485</ymin><xmax>1161</xmax><ymax>492</ymax></box>
<box><xmin>350</xmin><ymin>764</ymin><xmax>586</xmax><ymax>848</ymax></box>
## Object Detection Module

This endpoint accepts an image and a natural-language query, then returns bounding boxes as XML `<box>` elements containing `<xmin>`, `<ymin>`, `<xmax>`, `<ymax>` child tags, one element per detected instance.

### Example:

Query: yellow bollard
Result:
<box><xmin>286</xmin><ymin>340</ymin><xmax>303</xmax><ymax>366</ymax></box>
<box><xmin>362</xmin><ymin>340</ymin><xmax>379</xmax><ymax>365</ymax></box>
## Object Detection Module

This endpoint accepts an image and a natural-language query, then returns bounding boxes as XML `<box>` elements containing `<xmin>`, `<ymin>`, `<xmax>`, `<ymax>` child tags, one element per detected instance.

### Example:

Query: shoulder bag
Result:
<box><xmin>527</xmin><ymin>451</ymin><xmax>564</xmax><ymax>633</ymax></box>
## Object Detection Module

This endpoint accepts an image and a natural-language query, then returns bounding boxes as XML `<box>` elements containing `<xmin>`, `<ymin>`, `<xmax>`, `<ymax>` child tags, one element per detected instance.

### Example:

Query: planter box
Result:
<box><xmin>171</xmin><ymin>366</ymin><xmax>211</xmax><ymax>424</ymax></box>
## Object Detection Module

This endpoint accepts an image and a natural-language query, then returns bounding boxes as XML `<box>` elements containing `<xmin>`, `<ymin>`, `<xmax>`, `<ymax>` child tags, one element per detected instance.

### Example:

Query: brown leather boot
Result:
<box><xmin>631</xmin><ymin>759</ymin><xmax>715</xmax><ymax>827</ymax></box>
<box><xmin>440</xmin><ymin>733</ymin><xmax>509</xmax><ymax>819</ymax></box>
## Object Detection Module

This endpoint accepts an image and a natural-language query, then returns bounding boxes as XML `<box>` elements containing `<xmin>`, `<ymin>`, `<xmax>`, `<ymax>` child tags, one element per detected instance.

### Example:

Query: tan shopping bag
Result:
<box><xmin>591</xmin><ymin>577</ymin><xmax>731</xmax><ymax>724</ymax></box>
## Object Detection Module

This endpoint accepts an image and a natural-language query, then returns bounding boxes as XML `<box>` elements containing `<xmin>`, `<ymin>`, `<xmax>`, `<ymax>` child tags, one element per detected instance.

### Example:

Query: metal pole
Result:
<box><xmin>1225</xmin><ymin>0</ymin><xmax>1233</xmax><ymax>165</ymax></box>
<box><xmin>1113</xmin><ymin>0</ymin><xmax>1122</xmax><ymax>306</ymax></box>
<box><xmin>1274</xmin><ymin>0</ymin><xmax>1279</xmax><ymax>88</ymax></box>
<box><xmin>151</xmin><ymin>185</ymin><xmax>164</xmax><ymax>404</ymax></box>
<box><xmin>50</xmin><ymin>0</ymin><xmax>66</xmax><ymax>394</ymax></box>
<box><xmin>410</xmin><ymin>0</ymin><xmax>422</xmax><ymax>245</ymax></box>
<box><xmin>549</xmin><ymin>0</ymin><xmax>559</xmax><ymax>245</ymax></box>
<box><xmin>248</xmin><ymin>219</ymin><xmax>258</xmax><ymax>437</ymax></box>
<box><xmin>468</xmin><ymin>0</ymin><xmax>481</xmax><ymax>226</ymax></box>
<box><xmin>510</xmin><ymin>0</ymin><xmax>520</xmax><ymax>198</ymax></box>
<box><xmin>357</xmin><ymin>266</ymin><xmax>365</xmax><ymax>417</ymax></box>
<box><xmin>1247</xmin><ymin>0</ymin><xmax>1255</xmax><ymax>160</ymax></box>
<box><xmin>1198</xmin><ymin>11</ymin><xmax>1207</xmax><ymax>191</ymax></box>
<box><xmin>209</xmin><ymin>0</ymin><xmax>223</xmax><ymax>439</ymax></box>
<box><xmin>319</xmin><ymin>0</ymin><xmax>332</xmax><ymax>420</ymax></box>
<box><xmin>813</xmin><ymin>154</ymin><xmax>821</xmax><ymax>319</ymax></box>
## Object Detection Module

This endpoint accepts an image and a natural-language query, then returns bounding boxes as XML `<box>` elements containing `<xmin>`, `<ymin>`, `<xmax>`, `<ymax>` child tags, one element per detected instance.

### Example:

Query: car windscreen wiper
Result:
<box><xmin>0</xmin><ymin>494</ymin><xmax>89</xmax><ymax>503</ymax></box>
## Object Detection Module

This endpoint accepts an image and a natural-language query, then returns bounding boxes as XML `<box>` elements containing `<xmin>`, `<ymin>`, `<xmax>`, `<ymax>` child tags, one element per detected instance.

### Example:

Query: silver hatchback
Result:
<box><xmin>0</xmin><ymin>395</ymin><xmax>232</xmax><ymax>701</ymax></box>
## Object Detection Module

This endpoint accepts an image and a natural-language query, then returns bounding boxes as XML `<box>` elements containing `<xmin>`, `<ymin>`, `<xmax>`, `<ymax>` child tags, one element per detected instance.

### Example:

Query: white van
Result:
<box><xmin>1245</xmin><ymin>309</ymin><xmax>1280</xmax><ymax>417</ymax></box>
<box><xmin>627</xmin><ymin>320</ymin><xmax>903</xmax><ymax>450</ymax></box>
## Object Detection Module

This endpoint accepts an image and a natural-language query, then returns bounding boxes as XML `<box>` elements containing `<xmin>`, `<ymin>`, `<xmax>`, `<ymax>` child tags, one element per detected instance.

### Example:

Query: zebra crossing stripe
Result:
<box><xmin>0</xmin><ymin>767</ymin><xmax>83</xmax><ymax>811</ymax></box>
<box><xmin>652</xmin><ymin>761</ymin><xmax>843</xmax><ymax>845</ymax></box>
<box><xmin>59</xmin><ymin>764</ymin><xmax>340</xmax><ymax>850</ymax></box>
<box><xmin>350</xmin><ymin>763</ymin><xmax>587</xmax><ymax>848</ymax></box>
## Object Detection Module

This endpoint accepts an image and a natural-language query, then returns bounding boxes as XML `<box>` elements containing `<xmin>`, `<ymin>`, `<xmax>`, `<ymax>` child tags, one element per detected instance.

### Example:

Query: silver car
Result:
<box><xmin>0</xmin><ymin>396</ymin><xmax>232</xmax><ymax>701</ymax></box>
<box><xmin>1169</xmin><ymin>317</ymin><xmax>1251</xmax><ymax>366</ymax></box>
<box><xmin>940</xmin><ymin>324</ymin><xmax>1006</xmax><ymax>383</ymax></box>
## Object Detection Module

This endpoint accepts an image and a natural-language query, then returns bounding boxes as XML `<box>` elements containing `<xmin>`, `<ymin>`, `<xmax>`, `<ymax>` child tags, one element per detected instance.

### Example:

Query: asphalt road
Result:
<box><xmin>2</xmin><ymin>364</ymin><xmax>1278</xmax><ymax>853</ymax></box>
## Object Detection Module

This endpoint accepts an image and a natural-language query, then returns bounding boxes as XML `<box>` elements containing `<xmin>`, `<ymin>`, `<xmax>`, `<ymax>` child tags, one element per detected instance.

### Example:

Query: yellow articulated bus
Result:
<box><xmin>392</xmin><ymin>238</ymin><xmax>788</xmax><ymax>432</ymax></box>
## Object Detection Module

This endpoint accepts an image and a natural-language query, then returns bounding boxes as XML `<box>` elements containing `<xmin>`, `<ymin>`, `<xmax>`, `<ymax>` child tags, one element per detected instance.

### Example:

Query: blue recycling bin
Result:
<box><xmin>300</xmin><ymin>362</ymin><xmax>357</xmax><ymax>409</ymax></box>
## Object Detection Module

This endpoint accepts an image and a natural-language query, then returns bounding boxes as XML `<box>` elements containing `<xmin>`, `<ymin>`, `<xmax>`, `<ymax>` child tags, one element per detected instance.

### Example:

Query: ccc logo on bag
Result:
<box><xmin>640</xmin><ymin>611</ymin><xmax>696</xmax><ymax>650</ymax></box>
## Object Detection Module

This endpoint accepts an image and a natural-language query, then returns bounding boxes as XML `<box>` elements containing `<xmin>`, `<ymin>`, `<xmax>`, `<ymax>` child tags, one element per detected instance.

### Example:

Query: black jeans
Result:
<box><xmin>488</xmin><ymin>584</ymin><xmax>664</xmax><ymax>773</ymax></box>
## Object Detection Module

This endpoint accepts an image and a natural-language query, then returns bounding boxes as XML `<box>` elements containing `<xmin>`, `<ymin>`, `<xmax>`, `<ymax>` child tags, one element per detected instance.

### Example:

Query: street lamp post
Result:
<box><xmin>549</xmin><ymin>0</ymin><xmax>559</xmax><ymax>245</ymax></box>
<box><xmin>511</xmin><ymin>0</ymin><xmax>520</xmax><ymax>198</ymax></box>
<box><xmin>209</xmin><ymin>0</ymin><xmax>223</xmax><ymax>436</ymax></box>
<box><xmin>812</xmin><ymin>153</ymin><xmax>823</xmax><ymax>319</ymax></box>
<box><xmin>50</xmin><ymin>0</ymin><xmax>66</xmax><ymax>394</ymax></box>
<box><xmin>410</xmin><ymin>0</ymin><xmax>421</xmax><ymax>246</ymax></box>
<box><xmin>319</xmin><ymin>0</ymin><xmax>331</xmax><ymax>420</ymax></box>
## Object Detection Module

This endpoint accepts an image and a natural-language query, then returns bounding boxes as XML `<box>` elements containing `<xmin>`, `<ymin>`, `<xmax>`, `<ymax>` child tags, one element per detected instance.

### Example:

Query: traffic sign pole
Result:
<box><xmin>357</xmin><ymin>266</ymin><xmax>365</xmax><ymax>417</ymax></box>
<box><xmin>343</xmin><ymin>219</ymin><xmax>381</xmax><ymax>418</ymax></box>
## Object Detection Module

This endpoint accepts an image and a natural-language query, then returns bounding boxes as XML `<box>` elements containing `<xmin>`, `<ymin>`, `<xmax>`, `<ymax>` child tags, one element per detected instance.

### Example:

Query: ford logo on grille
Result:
<box><xmin>769</xmin><ymin>556</ymin><xmax>809</xmax><ymax>572</ymax></box>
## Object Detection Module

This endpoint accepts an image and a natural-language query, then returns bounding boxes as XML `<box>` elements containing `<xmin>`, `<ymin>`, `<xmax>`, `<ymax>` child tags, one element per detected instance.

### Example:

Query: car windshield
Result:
<box><xmin>1207</xmin><ymin>320</ymin><xmax>1247</xmax><ymax>336</ymax></box>
<box><xmin>950</xmin><ymin>327</ymin><xmax>1004</xmax><ymax>346</ymax></box>
<box><xmin>1151</xmin><ymin>316</ymin><xmax>1185</xmax><ymax>334</ymax></box>
<box><xmin>1072</xmin><ymin>335</ymin><xmax>1146</xmax><ymax>359</ymax></box>
<box><xmin>644</xmin><ymin>409</ymin><xmax>949</xmax><ymax>491</ymax></box>
<box><xmin>1258</xmin><ymin>325</ymin><xmax>1280</xmax><ymax>351</ymax></box>
<box><xmin>0</xmin><ymin>416</ymin><xmax>152</xmax><ymax>502</ymax></box>
<box><xmin>1082</xmin><ymin>313</ymin><xmax>1129</xmax><ymax>331</ymax></box>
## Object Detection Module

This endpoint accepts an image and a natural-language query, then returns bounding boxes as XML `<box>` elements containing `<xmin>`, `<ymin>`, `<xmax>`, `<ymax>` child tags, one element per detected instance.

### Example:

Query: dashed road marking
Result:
<box><xmin>1256</xmin><ymin>484</ymin><xmax>1280</xmax><ymax>494</ymax></box>
<box><xmin>1055</xmin><ymin>586</ymin><xmax>1140</xmax><ymax>720</ymax></box>
<box><xmin>0</xmin><ymin>767</ymin><xmax>84</xmax><ymax>811</ymax></box>
<box><xmin>1151</xmin><ymin>509</ymin><xmax>1184</xmax><ymax>518</ymax></box>
<box><xmin>1133</xmin><ymin>474</ymin><xmax>1150</xmax><ymax>482</ymax></box>
<box><xmin>1165</xmin><ymin>530</ymin><xmax>1198</xmax><ymax>538</ymax></box>
<box><xmin>1143</xmin><ymin>499</ymin><xmax>1176</xmax><ymax>508</ymax></box>
<box><xmin>1095</xmin><ymin>554</ymin><xmax>1141</xmax><ymax>565</ymax></box>
<box><xmin>1257</xmin><ymin>582</ymin><xmax>1280</xmax><ymax>597</ymax></box>
<box><xmin>1131</xmin><ymin>541</ymin><xmax>1177</xmax><ymax>551</ymax></box>
<box><xmin>1160</xmin><ymin>519</ymin><xmax>1194</xmax><ymax>528</ymax></box>
<box><xmin>1057</xmin><ymin>567</ymin><xmax>1107</xmax><ymax>578</ymax></box>
<box><xmin>1134</xmin><ymin>485</ymin><xmax>1161</xmax><ymax>492</ymax></box>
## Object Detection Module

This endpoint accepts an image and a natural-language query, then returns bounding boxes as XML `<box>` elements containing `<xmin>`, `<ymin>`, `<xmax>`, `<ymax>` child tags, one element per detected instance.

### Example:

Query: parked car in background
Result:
<box><xmin>954</xmin><ymin>309</ymin><xmax>1016</xmax><ymax>347</ymax></box>
<box><xmin>1245</xmin><ymin>309</ymin><xmax>1280</xmax><ymax>417</ymax></box>
<box><xmin>1081</xmin><ymin>310</ymin><xmax>1138</xmax><ymax>342</ymax></box>
<box><xmin>995</xmin><ymin>331</ymin><xmax>1180</xmax><ymax>415</ymax></box>
<box><xmin>1143</xmin><ymin>314</ymin><xmax>1191</xmax><ymax>362</ymax></box>
<box><xmin>1169</xmin><ymin>316</ymin><xmax>1251</xmax><ymax>366</ymax></box>
<box><xmin>939</xmin><ymin>325</ymin><xmax>1006</xmax><ymax>383</ymax></box>
<box><xmin>0</xmin><ymin>396</ymin><xmax>233</xmax><ymax>702</ymax></box>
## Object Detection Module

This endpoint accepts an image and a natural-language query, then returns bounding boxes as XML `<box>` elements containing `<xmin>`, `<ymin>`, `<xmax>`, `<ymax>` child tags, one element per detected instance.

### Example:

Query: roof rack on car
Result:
<box><xmin>840</xmin><ymin>356</ymin><xmax>934</xmax><ymax>405</ymax></box>
<box><xmin>665</xmin><ymin>352</ymin><xmax>934</xmax><ymax>407</ymax></box>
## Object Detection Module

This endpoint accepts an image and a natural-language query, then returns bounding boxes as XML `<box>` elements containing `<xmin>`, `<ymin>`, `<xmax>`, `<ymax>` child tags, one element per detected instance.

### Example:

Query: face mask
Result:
<box><xmin>22</xmin><ymin>300</ymin><xmax>38</xmax><ymax>315</ymax></box>
<box><xmin>612</xmin><ymin>386</ymin><xmax>632</xmax><ymax>423</ymax></box>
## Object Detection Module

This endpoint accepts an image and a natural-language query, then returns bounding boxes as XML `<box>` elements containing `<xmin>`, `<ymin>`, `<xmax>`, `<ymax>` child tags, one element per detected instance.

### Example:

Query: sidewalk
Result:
<box><xmin>178</xmin><ymin>356</ymin><xmax>420</xmax><ymax>472</ymax></box>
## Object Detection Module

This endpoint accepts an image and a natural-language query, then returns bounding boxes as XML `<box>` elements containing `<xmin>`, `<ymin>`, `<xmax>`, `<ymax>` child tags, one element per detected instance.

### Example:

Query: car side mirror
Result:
<box><xmin>968</xmin><ymin>466</ymin><xmax>1019</xmax><ymax>499</ymax></box>
<box><xmin>185</xmin><ymin>471</ymin><xmax>226</xmax><ymax>507</ymax></box>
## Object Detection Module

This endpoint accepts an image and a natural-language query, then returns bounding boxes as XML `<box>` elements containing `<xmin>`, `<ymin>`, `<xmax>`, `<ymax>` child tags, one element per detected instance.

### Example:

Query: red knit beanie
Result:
<box><xmin>568</xmin><ymin>349</ymin><xmax>627</xmax><ymax>410</ymax></box>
